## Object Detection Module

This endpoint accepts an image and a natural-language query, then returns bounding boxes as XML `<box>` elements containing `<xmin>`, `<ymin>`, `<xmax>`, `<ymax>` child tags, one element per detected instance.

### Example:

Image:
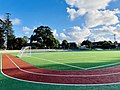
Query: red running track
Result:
<box><xmin>2</xmin><ymin>54</ymin><xmax>120</xmax><ymax>85</ymax></box>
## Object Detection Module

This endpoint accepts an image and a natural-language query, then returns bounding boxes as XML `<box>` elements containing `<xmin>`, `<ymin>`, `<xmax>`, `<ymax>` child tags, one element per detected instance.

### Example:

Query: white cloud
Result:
<box><xmin>11</xmin><ymin>18</ymin><xmax>21</xmax><ymax>25</ymax></box>
<box><xmin>64</xmin><ymin>0</ymin><xmax>120</xmax><ymax>42</ymax></box>
<box><xmin>89</xmin><ymin>24</ymin><xmax>120</xmax><ymax>42</ymax></box>
<box><xmin>59</xmin><ymin>26</ymin><xmax>91</xmax><ymax>43</ymax></box>
<box><xmin>66</xmin><ymin>7</ymin><xmax>86</xmax><ymax>20</ymax></box>
<box><xmin>86</xmin><ymin>9</ymin><xmax>120</xmax><ymax>28</ymax></box>
<box><xmin>0</xmin><ymin>15</ymin><xmax>4</xmax><ymax>20</ymax></box>
<box><xmin>60</xmin><ymin>33</ymin><xmax>70</xmax><ymax>40</ymax></box>
<box><xmin>66</xmin><ymin>0</ymin><xmax>112</xmax><ymax>20</ymax></box>
<box><xmin>66</xmin><ymin>0</ymin><xmax>111</xmax><ymax>10</ymax></box>
<box><xmin>91</xmin><ymin>24</ymin><xmax>120</xmax><ymax>35</ymax></box>
<box><xmin>95</xmin><ymin>36</ymin><xmax>112</xmax><ymax>42</ymax></box>
<box><xmin>114</xmin><ymin>24</ymin><xmax>120</xmax><ymax>35</ymax></box>
<box><xmin>22</xmin><ymin>26</ymin><xmax>32</xmax><ymax>35</ymax></box>
<box><xmin>66</xmin><ymin>0</ymin><xmax>120</xmax><ymax>28</ymax></box>
<box><xmin>56</xmin><ymin>24</ymin><xmax>120</xmax><ymax>43</ymax></box>
<box><xmin>52</xmin><ymin>29</ymin><xmax>59</xmax><ymax>38</ymax></box>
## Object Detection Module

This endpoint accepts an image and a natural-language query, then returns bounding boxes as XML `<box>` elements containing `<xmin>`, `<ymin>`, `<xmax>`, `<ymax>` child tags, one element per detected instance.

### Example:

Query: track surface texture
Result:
<box><xmin>2</xmin><ymin>54</ymin><xmax>120</xmax><ymax>85</ymax></box>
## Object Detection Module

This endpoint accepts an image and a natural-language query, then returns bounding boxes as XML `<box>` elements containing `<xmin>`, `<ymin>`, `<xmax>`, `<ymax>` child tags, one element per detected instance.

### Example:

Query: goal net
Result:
<box><xmin>17</xmin><ymin>46</ymin><xmax>31</xmax><ymax>58</ymax></box>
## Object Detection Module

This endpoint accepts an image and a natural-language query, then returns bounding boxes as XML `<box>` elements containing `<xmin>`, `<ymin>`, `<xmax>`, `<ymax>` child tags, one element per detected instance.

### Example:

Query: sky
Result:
<box><xmin>0</xmin><ymin>0</ymin><xmax>120</xmax><ymax>43</ymax></box>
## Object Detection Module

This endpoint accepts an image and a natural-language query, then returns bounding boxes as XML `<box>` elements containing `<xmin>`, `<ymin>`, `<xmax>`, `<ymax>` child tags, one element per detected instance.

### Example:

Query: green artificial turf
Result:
<box><xmin>1</xmin><ymin>51</ymin><xmax>120</xmax><ymax>90</ymax></box>
<box><xmin>19</xmin><ymin>51</ymin><xmax>120</xmax><ymax>70</ymax></box>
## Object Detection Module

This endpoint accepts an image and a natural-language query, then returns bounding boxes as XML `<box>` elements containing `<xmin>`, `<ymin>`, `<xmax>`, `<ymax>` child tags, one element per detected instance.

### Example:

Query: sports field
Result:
<box><xmin>20</xmin><ymin>51</ymin><xmax>120</xmax><ymax>70</ymax></box>
<box><xmin>1</xmin><ymin>50</ymin><xmax>120</xmax><ymax>90</ymax></box>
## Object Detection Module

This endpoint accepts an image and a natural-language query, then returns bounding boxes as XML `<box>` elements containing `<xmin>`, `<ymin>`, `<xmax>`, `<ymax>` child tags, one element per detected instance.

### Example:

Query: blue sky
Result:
<box><xmin>0</xmin><ymin>0</ymin><xmax>120</xmax><ymax>43</ymax></box>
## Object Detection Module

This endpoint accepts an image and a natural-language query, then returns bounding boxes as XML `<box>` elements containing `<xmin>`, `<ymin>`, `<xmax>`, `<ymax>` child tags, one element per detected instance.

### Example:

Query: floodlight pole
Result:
<box><xmin>113</xmin><ymin>34</ymin><xmax>118</xmax><ymax>48</ymax></box>
<box><xmin>114</xmin><ymin>34</ymin><xmax>116</xmax><ymax>42</ymax></box>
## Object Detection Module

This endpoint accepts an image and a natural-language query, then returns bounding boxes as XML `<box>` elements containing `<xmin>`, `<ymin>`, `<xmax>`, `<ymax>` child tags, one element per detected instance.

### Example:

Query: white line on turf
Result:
<box><xmin>86</xmin><ymin>62</ymin><xmax>120</xmax><ymax>70</ymax></box>
<box><xmin>31</xmin><ymin>53</ymin><xmax>120</xmax><ymax>70</ymax></box>
<box><xmin>1</xmin><ymin>54</ymin><xmax>120</xmax><ymax>86</ymax></box>
<box><xmin>30</xmin><ymin>55</ymin><xmax>120</xmax><ymax>70</ymax></box>
<box><xmin>30</xmin><ymin>56</ymin><xmax>85</xmax><ymax>70</ymax></box>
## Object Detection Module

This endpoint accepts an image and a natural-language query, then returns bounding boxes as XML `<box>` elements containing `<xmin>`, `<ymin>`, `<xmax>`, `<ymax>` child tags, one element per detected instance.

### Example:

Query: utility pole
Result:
<box><xmin>4</xmin><ymin>13</ymin><xmax>11</xmax><ymax>50</ymax></box>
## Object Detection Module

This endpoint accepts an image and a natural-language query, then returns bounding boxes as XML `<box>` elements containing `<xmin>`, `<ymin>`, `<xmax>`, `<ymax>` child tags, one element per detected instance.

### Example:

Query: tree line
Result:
<box><xmin>0</xmin><ymin>17</ymin><xmax>29</xmax><ymax>50</ymax></box>
<box><xmin>0</xmin><ymin>15</ymin><xmax>119</xmax><ymax>50</ymax></box>
<box><xmin>0</xmin><ymin>17</ymin><xmax>62</xmax><ymax>50</ymax></box>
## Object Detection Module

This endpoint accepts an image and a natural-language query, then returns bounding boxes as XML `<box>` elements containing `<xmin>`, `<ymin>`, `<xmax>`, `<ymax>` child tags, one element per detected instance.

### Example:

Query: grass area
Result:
<box><xmin>1</xmin><ymin>51</ymin><xmax>120</xmax><ymax>90</ymax></box>
<box><xmin>18</xmin><ymin>51</ymin><xmax>120</xmax><ymax>70</ymax></box>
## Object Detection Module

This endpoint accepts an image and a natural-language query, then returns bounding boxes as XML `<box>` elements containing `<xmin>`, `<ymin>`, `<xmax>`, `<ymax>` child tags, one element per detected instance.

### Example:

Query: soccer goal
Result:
<box><xmin>17</xmin><ymin>46</ymin><xmax>31</xmax><ymax>58</ymax></box>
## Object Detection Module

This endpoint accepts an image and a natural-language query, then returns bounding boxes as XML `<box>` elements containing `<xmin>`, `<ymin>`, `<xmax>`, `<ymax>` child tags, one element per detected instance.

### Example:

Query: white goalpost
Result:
<box><xmin>17</xmin><ymin>46</ymin><xmax>31</xmax><ymax>58</ymax></box>
<box><xmin>17</xmin><ymin>46</ymin><xmax>70</xmax><ymax>58</ymax></box>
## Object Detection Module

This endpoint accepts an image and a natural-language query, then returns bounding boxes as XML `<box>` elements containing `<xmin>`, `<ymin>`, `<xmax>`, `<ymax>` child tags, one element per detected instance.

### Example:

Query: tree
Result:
<box><xmin>61</xmin><ymin>40</ymin><xmax>69</xmax><ymax>49</ymax></box>
<box><xmin>13</xmin><ymin>37</ymin><xmax>27</xmax><ymax>50</ymax></box>
<box><xmin>44</xmin><ymin>36</ymin><xmax>59</xmax><ymax>49</ymax></box>
<box><xmin>4</xmin><ymin>17</ymin><xmax>15</xmax><ymax>50</ymax></box>
<box><xmin>0</xmin><ymin>13</ymin><xmax>15</xmax><ymax>50</ymax></box>
<box><xmin>102</xmin><ymin>41</ymin><xmax>112</xmax><ymax>49</ymax></box>
<box><xmin>53</xmin><ymin>39</ymin><xmax>60</xmax><ymax>49</ymax></box>
<box><xmin>0</xmin><ymin>19</ymin><xmax>5</xmax><ymax>49</ymax></box>
<box><xmin>69</xmin><ymin>42</ymin><xmax>77</xmax><ymax>49</ymax></box>
<box><xmin>30</xmin><ymin>26</ymin><xmax>59</xmax><ymax>49</ymax></box>
<box><xmin>81</xmin><ymin>40</ymin><xmax>92</xmax><ymax>48</ymax></box>
<box><xmin>93</xmin><ymin>41</ymin><xmax>113</xmax><ymax>49</ymax></box>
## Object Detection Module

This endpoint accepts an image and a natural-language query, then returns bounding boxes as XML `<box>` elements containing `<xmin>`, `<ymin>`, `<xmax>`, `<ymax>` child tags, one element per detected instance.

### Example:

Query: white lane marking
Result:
<box><xmin>5</xmin><ymin>54</ymin><xmax>120</xmax><ymax>77</ymax></box>
<box><xmin>1</xmin><ymin>55</ymin><xmax>120</xmax><ymax>86</ymax></box>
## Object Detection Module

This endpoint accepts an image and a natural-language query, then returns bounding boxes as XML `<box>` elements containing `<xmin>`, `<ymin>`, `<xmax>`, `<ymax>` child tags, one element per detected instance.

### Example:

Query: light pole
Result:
<box><xmin>114</xmin><ymin>34</ymin><xmax>116</xmax><ymax>42</ymax></box>
<box><xmin>113</xmin><ymin>34</ymin><xmax>118</xmax><ymax>48</ymax></box>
